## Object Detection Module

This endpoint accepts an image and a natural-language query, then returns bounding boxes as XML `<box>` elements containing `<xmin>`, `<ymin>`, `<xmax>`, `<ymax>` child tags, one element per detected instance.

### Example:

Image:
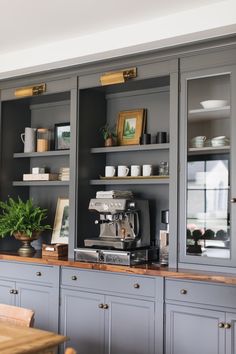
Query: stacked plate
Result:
<box><xmin>58</xmin><ymin>167</ymin><xmax>70</xmax><ymax>181</ymax></box>
<box><xmin>211</xmin><ymin>136</ymin><xmax>229</xmax><ymax>147</ymax></box>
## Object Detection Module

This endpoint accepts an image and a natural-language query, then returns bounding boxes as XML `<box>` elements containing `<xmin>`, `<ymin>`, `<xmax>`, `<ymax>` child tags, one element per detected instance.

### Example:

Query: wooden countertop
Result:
<box><xmin>1</xmin><ymin>251</ymin><xmax>236</xmax><ymax>285</ymax></box>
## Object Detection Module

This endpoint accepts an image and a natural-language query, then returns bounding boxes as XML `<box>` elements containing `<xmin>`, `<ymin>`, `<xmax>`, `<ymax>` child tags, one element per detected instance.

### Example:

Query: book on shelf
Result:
<box><xmin>23</xmin><ymin>173</ymin><xmax>59</xmax><ymax>181</ymax></box>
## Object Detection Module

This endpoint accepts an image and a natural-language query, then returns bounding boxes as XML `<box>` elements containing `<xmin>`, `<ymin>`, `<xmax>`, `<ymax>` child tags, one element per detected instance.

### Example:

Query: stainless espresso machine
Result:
<box><xmin>75</xmin><ymin>196</ymin><xmax>156</xmax><ymax>265</ymax></box>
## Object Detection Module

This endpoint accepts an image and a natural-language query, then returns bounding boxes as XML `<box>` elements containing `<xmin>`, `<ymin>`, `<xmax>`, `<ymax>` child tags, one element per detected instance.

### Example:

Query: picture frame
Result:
<box><xmin>51</xmin><ymin>198</ymin><xmax>69</xmax><ymax>244</ymax></box>
<box><xmin>54</xmin><ymin>123</ymin><xmax>70</xmax><ymax>150</ymax></box>
<box><xmin>116</xmin><ymin>109</ymin><xmax>146</xmax><ymax>145</ymax></box>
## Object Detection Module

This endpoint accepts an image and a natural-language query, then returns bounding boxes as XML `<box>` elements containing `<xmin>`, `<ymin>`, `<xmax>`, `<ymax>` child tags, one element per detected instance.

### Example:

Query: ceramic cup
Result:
<box><xmin>118</xmin><ymin>165</ymin><xmax>129</xmax><ymax>177</ymax></box>
<box><xmin>21</xmin><ymin>127</ymin><xmax>36</xmax><ymax>153</ymax></box>
<box><xmin>105</xmin><ymin>166</ymin><xmax>116</xmax><ymax>177</ymax></box>
<box><xmin>131</xmin><ymin>165</ymin><xmax>141</xmax><ymax>177</ymax></box>
<box><xmin>142</xmin><ymin>164</ymin><xmax>152</xmax><ymax>176</ymax></box>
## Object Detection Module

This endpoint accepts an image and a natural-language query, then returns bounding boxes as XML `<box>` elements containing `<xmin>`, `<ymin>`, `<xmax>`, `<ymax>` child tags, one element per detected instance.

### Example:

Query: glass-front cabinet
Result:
<box><xmin>179</xmin><ymin>64</ymin><xmax>236</xmax><ymax>268</ymax></box>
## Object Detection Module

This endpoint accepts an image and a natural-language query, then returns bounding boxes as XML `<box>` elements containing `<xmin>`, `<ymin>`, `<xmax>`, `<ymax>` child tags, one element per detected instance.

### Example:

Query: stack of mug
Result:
<box><xmin>105</xmin><ymin>165</ymin><xmax>153</xmax><ymax>177</ymax></box>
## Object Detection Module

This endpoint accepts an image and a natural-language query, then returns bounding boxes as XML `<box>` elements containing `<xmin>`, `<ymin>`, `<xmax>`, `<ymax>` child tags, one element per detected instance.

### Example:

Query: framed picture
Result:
<box><xmin>51</xmin><ymin>198</ymin><xmax>69</xmax><ymax>244</ymax></box>
<box><xmin>54</xmin><ymin>123</ymin><xmax>70</xmax><ymax>150</ymax></box>
<box><xmin>116</xmin><ymin>109</ymin><xmax>146</xmax><ymax>145</ymax></box>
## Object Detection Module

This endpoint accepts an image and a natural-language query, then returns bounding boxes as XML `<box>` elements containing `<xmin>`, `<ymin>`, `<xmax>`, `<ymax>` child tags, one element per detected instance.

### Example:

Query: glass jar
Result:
<box><xmin>37</xmin><ymin>128</ymin><xmax>50</xmax><ymax>152</ymax></box>
<box><xmin>159</xmin><ymin>161</ymin><xmax>169</xmax><ymax>176</ymax></box>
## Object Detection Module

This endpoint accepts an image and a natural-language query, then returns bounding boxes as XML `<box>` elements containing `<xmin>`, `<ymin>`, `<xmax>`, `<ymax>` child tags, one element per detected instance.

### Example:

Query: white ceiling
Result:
<box><xmin>0</xmin><ymin>0</ymin><xmax>224</xmax><ymax>54</ymax></box>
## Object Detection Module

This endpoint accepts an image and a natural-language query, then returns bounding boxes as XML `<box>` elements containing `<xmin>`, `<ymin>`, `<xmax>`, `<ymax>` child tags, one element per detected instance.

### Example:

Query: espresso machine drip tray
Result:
<box><xmin>74</xmin><ymin>248</ymin><xmax>157</xmax><ymax>266</ymax></box>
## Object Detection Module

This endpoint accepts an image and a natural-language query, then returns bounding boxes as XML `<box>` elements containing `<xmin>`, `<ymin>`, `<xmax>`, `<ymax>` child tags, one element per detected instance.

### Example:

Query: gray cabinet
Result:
<box><xmin>165</xmin><ymin>279</ymin><xmax>236</xmax><ymax>354</ymax></box>
<box><xmin>179</xmin><ymin>49</ymin><xmax>236</xmax><ymax>270</ymax></box>
<box><xmin>0</xmin><ymin>260</ymin><xmax>60</xmax><ymax>331</ymax></box>
<box><xmin>60</xmin><ymin>267</ymin><xmax>157</xmax><ymax>354</ymax></box>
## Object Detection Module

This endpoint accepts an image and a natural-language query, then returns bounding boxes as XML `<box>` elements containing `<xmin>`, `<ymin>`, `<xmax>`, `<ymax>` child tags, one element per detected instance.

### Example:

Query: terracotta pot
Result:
<box><xmin>14</xmin><ymin>231</ymin><xmax>41</xmax><ymax>256</ymax></box>
<box><xmin>104</xmin><ymin>138</ymin><xmax>113</xmax><ymax>147</ymax></box>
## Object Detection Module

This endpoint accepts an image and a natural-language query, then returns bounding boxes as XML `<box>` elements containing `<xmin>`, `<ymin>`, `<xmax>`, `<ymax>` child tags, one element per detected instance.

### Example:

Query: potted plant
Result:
<box><xmin>100</xmin><ymin>123</ymin><xmax>117</xmax><ymax>147</ymax></box>
<box><xmin>0</xmin><ymin>197</ymin><xmax>51</xmax><ymax>256</ymax></box>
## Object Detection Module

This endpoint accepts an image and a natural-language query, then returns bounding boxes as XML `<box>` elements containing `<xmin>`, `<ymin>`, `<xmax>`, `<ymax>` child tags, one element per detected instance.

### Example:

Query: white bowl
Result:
<box><xmin>200</xmin><ymin>100</ymin><xmax>228</xmax><ymax>109</ymax></box>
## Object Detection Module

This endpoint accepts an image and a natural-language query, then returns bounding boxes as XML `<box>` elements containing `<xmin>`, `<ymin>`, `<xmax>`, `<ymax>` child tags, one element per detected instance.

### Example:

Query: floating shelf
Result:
<box><xmin>13</xmin><ymin>150</ymin><xmax>70</xmax><ymax>158</ymax></box>
<box><xmin>91</xmin><ymin>143</ymin><xmax>169</xmax><ymax>153</ymax></box>
<box><xmin>188</xmin><ymin>146</ymin><xmax>230</xmax><ymax>155</ymax></box>
<box><xmin>90</xmin><ymin>177</ymin><xmax>169</xmax><ymax>185</ymax></box>
<box><xmin>188</xmin><ymin>106</ymin><xmax>230</xmax><ymax>121</ymax></box>
<box><xmin>13</xmin><ymin>181</ymin><xmax>69</xmax><ymax>187</ymax></box>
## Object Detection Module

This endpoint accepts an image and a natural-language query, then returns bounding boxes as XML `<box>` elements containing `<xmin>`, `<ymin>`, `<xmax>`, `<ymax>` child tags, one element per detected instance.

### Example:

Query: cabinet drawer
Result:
<box><xmin>0</xmin><ymin>261</ymin><xmax>59</xmax><ymax>286</ymax></box>
<box><xmin>61</xmin><ymin>267</ymin><xmax>156</xmax><ymax>298</ymax></box>
<box><xmin>165</xmin><ymin>279</ymin><xmax>236</xmax><ymax>308</ymax></box>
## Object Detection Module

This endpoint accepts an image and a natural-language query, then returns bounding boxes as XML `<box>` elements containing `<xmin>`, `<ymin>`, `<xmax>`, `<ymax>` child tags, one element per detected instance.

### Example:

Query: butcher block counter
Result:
<box><xmin>0</xmin><ymin>251</ymin><xmax>236</xmax><ymax>285</ymax></box>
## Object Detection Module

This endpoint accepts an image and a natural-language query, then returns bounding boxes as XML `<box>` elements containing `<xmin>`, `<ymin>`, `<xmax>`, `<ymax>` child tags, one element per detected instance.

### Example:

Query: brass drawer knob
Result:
<box><xmin>36</xmin><ymin>272</ymin><xmax>42</xmax><ymax>276</ymax></box>
<box><xmin>231</xmin><ymin>198</ymin><xmax>236</xmax><ymax>203</ymax></box>
<box><xmin>71</xmin><ymin>276</ymin><xmax>77</xmax><ymax>281</ymax></box>
<box><xmin>98</xmin><ymin>303</ymin><xmax>104</xmax><ymax>309</ymax></box>
<box><xmin>218</xmin><ymin>322</ymin><xmax>224</xmax><ymax>328</ymax></box>
<box><xmin>224</xmin><ymin>323</ymin><xmax>231</xmax><ymax>329</ymax></box>
<box><xmin>103</xmin><ymin>304</ymin><xmax>109</xmax><ymax>309</ymax></box>
<box><xmin>9</xmin><ymin>289</ymin><xmax>14</xmax><ymax>294</ymax></box>
<box><xmin>13</xmin><ymin>290</ymin><xmax>18</xmax><ymax>295</ymax></box>
<box><xmin>133</xmin><ymin>283</ymin><xmax>140</xmax><ymax>289</ymax></box>
<box><xmin>180</xmin><ymin>289</ymin><xmax>187</xmax><ymax>295</ymax></box>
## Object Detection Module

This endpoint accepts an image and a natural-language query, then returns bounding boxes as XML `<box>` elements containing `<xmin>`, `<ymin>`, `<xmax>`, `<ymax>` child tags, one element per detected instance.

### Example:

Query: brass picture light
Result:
<box><xmin>100</xmin><ymin>68</ymin><xmax>137</xmax><ymax>86</ymax></box>
<box><xmin>14</xmin><ymin>83</ymin><xmax>46</xmax><ymax>98</ymax></box>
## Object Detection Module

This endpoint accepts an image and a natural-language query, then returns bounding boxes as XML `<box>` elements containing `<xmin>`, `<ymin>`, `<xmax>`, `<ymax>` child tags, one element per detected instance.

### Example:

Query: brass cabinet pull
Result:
<box><xmin>9</xmin><ymin>289</ymin><xmax>14</xmax><ymax>294</ymax></box>
<box><xmin>224</xmin><ymin>323</ymin><xmax>231</xmax><ymax>329</ymax></box>
<box><xmin>133</xmin><ymin>283</ymin><xmax>140</xmax><ymax>289</ymax></box>
<box><xmin>180</xmin><ymin>289</ymin><xmax>187</xmax><ymax>295</ymax></box>
<box><xmin>36</xmin><ymin>271</ymin><xmax>42</xmax><ymax>276</ymax></box>
<box><xmin>98</xmin><ymin>303</ymin><xmax>104</xmax><ymax>309</ymax></box>
<box><xmin>71</xmin><ymin>276</ymin><xmax>77</xmax><ymax>281</ymax></box>
<box><xmin>103</xmin><ymin>304</ymin><xmax>109</xmax><ymax>309</ymax></box>
<box><xmin>218</xmin><ymin>322</ymin><xmax>224</xmax><ymax>328</ymax></box>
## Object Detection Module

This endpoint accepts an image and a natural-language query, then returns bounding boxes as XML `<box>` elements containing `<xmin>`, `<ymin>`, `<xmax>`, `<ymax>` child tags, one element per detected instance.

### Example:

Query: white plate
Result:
<box><xmin>200</xmin><ymin>100</ymin><xmax>228</xmax><ymax>109</ymax></box>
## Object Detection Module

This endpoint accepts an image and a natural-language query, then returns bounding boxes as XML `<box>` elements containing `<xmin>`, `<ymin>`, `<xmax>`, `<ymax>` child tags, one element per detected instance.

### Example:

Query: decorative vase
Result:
<box><xmin>13</xmin><ymin>231</ymin><xmax>41</xmax><ymax>256</ymax></box>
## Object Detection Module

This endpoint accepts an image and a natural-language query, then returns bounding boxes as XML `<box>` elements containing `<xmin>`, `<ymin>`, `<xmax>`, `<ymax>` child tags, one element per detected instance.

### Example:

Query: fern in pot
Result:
<box><xmin>0</xmin><ymin>197</ymin><xmax>51</xmax><ymax>256</ymax></box>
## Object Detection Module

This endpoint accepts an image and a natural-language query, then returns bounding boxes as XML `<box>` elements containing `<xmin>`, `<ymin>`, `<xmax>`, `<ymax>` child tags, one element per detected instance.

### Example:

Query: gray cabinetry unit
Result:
<box><xmin>179</xmin><ymin>48</ymin><xmax>236</xmax><ymax>271</ymax></box>
<box><xmin>60</xmin><ymin>267</ymin><xmax>160</xmax><ymax>354</ymax></box>
<box><xmin>0</xmin><ymin>260</ymin><xmax>60</xmax><ymax>331</ymax></box>
<box><xmin>0</xmin><ymin>75</ymin><xmax>77</xmax><ymax>256</ymax></box>
<box><xmin>165</xmin><ymin>279</ymin><xmax>236</xmax><ymax>354</ymax></box>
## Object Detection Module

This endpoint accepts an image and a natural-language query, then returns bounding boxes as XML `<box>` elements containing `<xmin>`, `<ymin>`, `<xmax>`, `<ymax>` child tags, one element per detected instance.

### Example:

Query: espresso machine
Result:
<box><xmin>75</xmin><ymin>195</ymin><xmax>156</xmax><ymax>265</ymax></box>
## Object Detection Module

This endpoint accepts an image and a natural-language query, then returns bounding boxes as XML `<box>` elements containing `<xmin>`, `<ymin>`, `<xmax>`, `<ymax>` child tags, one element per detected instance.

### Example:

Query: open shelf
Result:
<box><xmin>13</xmin><ymin>181</ymin><xmax>69</xmax><ymax>187</ymax></box>
<box><xmin>188</xmin><ymin>106</ymin><xmax>230</xmax><ymax>121</ymax></box>
<box><xmin>188</xmin><ymin>146</ymin><xmax>230</xmax><ymax>155</ymax></box>
<box><xmin>14</xmin><ymin>150</ymin><xmax>70</xmax><ymax>158</ymax></box>
<box><xmin>91</xmin><ymin>143</ymin><xmax>169</xmax><ymax>154</ymax></box>
<box><xmin>90</xmin><ymin>177</ymin><xmax>169</xmax><ymax>185</ymax></box>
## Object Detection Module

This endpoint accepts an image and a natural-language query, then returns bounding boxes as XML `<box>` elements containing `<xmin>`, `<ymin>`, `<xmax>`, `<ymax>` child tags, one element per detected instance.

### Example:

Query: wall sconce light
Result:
<box><xmin>100</xmin><ymin>68</ymin><xmax>137</xmax><ymax>86</ymax></box>
<box><xmin>14</xmin><ymin>83</ymin><xmax>46</xmax><ymax>98</ymax></box>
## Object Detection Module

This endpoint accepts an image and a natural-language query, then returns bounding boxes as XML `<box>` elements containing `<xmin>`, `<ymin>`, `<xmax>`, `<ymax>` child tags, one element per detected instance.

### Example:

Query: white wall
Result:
<box><xmin>0</xmin><ymin>0</ymin><xmax>236</xmax><ymax>79</ymax></box>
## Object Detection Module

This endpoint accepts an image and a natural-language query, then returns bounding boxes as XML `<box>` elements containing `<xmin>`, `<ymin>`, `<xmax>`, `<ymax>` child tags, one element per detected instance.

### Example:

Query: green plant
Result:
<box><xmin>0</xmin><ymin>197</ymin><xmax>51</xmax><ymax>238</ymax></box>
<box><xmin>99</xmin><ymin>123</ymin><xmax>116</xmax><ymax>140</ymax></box>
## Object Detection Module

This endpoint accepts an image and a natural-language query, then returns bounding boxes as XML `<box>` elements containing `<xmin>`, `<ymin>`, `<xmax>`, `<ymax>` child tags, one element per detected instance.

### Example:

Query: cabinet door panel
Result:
<box><xmin>165</xmin><ymin>304</ymin><xmax>224</xmax><ymax>354</ymax></box>
<box><xmin>16</xmin><ymin>282</ymin><xmax>59</xmax><ymax>332</ymax></box>
<box><xmin>60</xmin><ymin>289</ymin><xmax>104</xmax><ymax>354</ymax></box>
<box><xmin>226</xmin><ymin>312</ymin><xmax>236</xmax><ymax>354</ymax></box>
<box><xmin>0</xmin><ymin>279</ymin><xmax>15</xmax><ymax>305</ymax></box>
<box><xmin>105</xmin><ymin>296</ymin><xmax>155</xmax><ymax>354</ymax></box>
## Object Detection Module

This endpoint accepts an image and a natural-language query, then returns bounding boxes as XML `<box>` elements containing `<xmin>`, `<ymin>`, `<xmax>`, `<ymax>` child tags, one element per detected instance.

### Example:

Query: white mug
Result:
<box><xmin>105</xmin><ymin>166</ymin><xmax>116</xmax><ymax>177</ymax></box>
<box><xmin>21</xmin><ymin>127</ymin><xmax>36</xmax><ymax>153</ymax></box>
<box><xmin>131</xmin><ymin>165</ymin><xmax>141</xmax><ymax>177</ymax></box>
<box><xmin>142</xmin><ymin>164</ymin><xmax>152</xmax><ymax>176</ymax></box>
<box><xmin>118</xmin><ymin>165</ymin><xmax>129</xmax><ymax>177</ymax></box>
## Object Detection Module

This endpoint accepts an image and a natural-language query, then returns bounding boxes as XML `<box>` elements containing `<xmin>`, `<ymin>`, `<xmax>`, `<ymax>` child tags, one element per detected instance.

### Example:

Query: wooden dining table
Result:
<box><xmin>0</xmin><ymin>322</ymin><xmax>68</xmax><ymax>353</ymax></box>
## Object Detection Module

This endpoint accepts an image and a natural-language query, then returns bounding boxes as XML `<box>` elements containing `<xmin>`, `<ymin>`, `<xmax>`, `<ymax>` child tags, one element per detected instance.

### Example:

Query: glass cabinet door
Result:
<box><xmin>180</xmin><ymin>66</ymin><xmax>236</xmax><ymax>266</ymax></box>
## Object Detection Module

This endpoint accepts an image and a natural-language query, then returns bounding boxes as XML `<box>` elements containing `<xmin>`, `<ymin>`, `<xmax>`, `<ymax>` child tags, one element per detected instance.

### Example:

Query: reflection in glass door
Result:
<box><xmin>186</xmin><ymin>73</ymin><xmax>231</xmax><ymax>259</ymax></box>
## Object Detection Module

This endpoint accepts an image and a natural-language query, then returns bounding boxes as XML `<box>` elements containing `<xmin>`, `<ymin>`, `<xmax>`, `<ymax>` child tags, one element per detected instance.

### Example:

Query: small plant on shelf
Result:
<box><xmin>0</xmin><ymin>197</ymin><xmax>51</xmax><ymax>256</ymax></box>
<box><xmin>99</xmin><ymin>123</ymin><xmax>117</xmax><ymax>147</ymax></box>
